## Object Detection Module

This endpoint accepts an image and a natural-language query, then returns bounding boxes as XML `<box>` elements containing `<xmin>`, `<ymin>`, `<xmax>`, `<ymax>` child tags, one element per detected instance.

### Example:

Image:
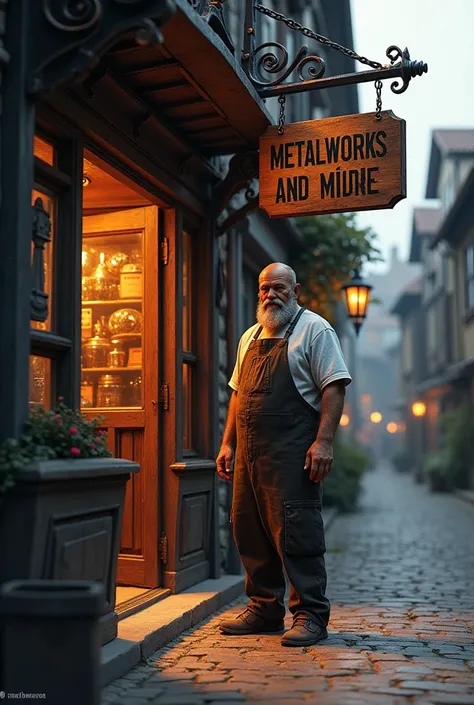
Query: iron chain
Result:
<box><xmin>375</xmin><ymin>80</ymin><xmax>383</xmax><ymax>120</ymax></box>
<box><xmin>278</xmin><ymin>94</ymin><xmax>286</xmax><ymax>134</ymax></box>
<box><xmin>254</xmin><ymin>4</ymin><xmax>384</xmax><ymax>71</ymax></box>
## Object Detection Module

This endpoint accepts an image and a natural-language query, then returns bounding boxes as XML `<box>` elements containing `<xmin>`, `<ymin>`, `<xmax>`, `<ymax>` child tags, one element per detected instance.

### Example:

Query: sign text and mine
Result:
<box><xmin>259</xmin><ymin>111</ymin><xmax>406</xmax><ymax>218</ymax></box>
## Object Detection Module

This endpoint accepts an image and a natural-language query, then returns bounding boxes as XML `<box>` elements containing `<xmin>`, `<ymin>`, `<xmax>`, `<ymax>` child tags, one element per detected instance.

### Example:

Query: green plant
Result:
<box><xmin>290</xmin><ymin>213</ymin><xmax>382</xmax><ymax>324</ymax></box>
<box><xmin>439</xmin><ymin>403</ymin><xmax>474</xmax><ymax>489</ymax></box>
<box><xmin>0</xmin><ymin>399</ymin><xmax>112</xmax><ymax>498</ymax></box>
<box><xmin>423</xmin><ymin>449</ymin><xmax>454</xmax><ymax>492</ymax></box>
<box><xmin>323</xmin><ymin>440</ymin><xmax>371</xmax><ymax>512</ymax></box>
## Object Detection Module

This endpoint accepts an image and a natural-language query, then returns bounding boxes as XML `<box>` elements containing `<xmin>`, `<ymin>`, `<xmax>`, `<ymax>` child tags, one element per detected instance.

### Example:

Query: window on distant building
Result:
<box><xmin>465</xmin><ymin>242</ymin><xmax>474</xmax><ymax>312</ymax></box>
<box><xmin>444</xmin><ymin>178</ymin><xmax>455</xmax><ymax>211</ymax></box>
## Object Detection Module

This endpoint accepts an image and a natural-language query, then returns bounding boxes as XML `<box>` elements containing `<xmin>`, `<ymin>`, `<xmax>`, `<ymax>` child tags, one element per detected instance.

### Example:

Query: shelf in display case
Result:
<box><xmin>82</xmin><ymin>299</ymin><xmax>142</xmax><ymax>307</ymax></box>
<box><xmin>82</xmin><ymin>367</ymin><xmax>142</xmax><ymax>373</ymax></box>
<box><xmin>110</xmin><ymin>333</ymin><xmax>142</xmax><ymax>342</ymax></box>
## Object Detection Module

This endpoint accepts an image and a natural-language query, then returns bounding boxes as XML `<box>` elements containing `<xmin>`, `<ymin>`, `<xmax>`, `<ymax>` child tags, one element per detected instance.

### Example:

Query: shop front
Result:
<box><xmin>0</xmin><ymin>0</ymin><xmax>271</xmax><ymax>635</ymax></box>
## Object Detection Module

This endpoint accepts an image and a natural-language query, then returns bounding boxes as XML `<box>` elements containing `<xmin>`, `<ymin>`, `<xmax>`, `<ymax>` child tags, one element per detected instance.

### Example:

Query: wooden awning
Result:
<box><xmin>103</xmin><ymin>0</ymin><xmax>272</xmax><ymax>156</ymax></box>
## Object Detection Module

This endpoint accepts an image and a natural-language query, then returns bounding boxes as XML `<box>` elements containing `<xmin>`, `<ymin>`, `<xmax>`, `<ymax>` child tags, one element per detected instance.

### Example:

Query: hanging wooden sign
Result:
<box><xmin>259</xmin><ymin>111</ymin><xmax>406</xmax><ymax>218</ymax></box>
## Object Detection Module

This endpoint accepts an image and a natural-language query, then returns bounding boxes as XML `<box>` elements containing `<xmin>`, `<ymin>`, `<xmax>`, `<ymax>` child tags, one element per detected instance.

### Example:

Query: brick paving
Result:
<box><xmin>102</xmin><ymin>464</ymin><xmax>474</xmax><ymax>705</ymax></box>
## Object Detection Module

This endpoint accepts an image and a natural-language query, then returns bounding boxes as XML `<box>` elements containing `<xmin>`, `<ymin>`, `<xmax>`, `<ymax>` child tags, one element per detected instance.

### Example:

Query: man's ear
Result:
<box><xmin>294</xmin><ymin>283</ymin><xmax>301</xmax><ymax>297</ymax></box>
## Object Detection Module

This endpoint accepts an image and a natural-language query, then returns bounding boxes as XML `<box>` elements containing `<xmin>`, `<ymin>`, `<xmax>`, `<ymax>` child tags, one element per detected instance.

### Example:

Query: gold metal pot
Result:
<box><xmin>97</xmin><ymin>374</ymin><xmax>124</xmax><ymax>408</ymax></box>
<box><xmin>107</xmin><ymin>340</ymin><xmax>126</xmax><ymax>368</ymax></box>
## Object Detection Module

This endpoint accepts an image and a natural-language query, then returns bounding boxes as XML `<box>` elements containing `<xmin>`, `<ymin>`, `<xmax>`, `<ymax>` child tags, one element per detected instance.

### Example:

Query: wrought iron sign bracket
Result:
<box><xmin>27</xmin><ymin>0</ymin><xmax>176</xmax><ymax>99</ymax></box>
<box><xmin>242</xmin><ymin>3</ymin><xmax>427</xmax><ymax>101</ymax></box>
<box><xmin>213</xmin><ymin>151</ymin><xmax>259</xmax><ymax>236</ymax></box>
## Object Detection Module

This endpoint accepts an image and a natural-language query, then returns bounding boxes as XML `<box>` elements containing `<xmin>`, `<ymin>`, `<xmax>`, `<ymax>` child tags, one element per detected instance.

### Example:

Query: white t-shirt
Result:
<box><xmin>229</xmin><ymin>307</ymin><xmax>352</xmax><ymax>411</ymax></box>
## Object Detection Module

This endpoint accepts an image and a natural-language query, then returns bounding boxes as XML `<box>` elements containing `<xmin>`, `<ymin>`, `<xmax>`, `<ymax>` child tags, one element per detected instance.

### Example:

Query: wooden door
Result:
<box><xmin>82</xmin><ymin>207</ymin><xmax>160</xmax><ymax>588</ymax></box>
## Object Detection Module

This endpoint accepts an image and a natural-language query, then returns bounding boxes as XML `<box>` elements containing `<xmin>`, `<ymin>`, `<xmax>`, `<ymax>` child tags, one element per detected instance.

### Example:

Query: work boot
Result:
<box><xmin>281</xmin><ymin>616</ymin><xmax>328</xmax><ymax>647</ymax></box>
<box><xmin>219</xmin><ymin>608</ymin><xmax>285</xmax><ymax>635</ymax></box>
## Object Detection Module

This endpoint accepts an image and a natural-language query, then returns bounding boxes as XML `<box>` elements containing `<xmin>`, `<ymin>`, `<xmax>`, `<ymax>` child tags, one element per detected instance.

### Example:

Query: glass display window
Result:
<box><xmin>34</xmin><ymin>134</ymin><xmax>56</xmax><ymax>167</ymax></box>
<box><xmin>29</xmin><ymin>356</ymin><xmax>52</xmax><ymax>409</ymax></box>
<box><xmin>81</xmin><ymin>231</ymin><xmax>143</xmax><ymax>410</ymax></box>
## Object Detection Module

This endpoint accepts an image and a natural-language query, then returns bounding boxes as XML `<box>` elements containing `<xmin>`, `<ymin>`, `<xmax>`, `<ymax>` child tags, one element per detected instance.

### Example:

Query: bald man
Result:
<box><xmin>216</xmin><ymin>263</ymin><xmax>352</xmax><ymax>646</ymax></box>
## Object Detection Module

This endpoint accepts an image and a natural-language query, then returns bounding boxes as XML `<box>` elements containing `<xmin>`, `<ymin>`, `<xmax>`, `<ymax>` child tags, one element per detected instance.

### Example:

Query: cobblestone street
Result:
<box><xmin>102</xmin><ymin>464</ymin><xmax>474</xmax><ymax>705</ymax></box>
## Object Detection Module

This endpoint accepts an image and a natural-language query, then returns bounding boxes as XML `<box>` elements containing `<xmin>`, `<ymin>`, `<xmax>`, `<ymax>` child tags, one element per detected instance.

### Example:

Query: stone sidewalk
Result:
<box><xmin>102</xmin><ymin>464</ymin><xmax>474</xmax><ymax>705</ymax></box>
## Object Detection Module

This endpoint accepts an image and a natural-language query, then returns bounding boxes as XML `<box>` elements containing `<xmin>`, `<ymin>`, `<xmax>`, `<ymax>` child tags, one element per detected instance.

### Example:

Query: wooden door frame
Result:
<box><xmin>160</xmin><ymin>207</ymin><xmax>220</xmax><ymax>592</ymax></box>
<box><xmin>83</xmin><ymin>206</ymin><xmax>161</xmax><ymax>588</ymax></box>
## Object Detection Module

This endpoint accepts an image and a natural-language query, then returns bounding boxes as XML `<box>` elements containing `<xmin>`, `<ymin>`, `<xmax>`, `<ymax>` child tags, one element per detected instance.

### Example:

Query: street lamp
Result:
<box><xmin>341</xmin><ymin>269</ymin><xmax>373</xmax><ymax>336</ymax></box>
<box><xmin>386</xmin><ymin>422</ymin><xmax>398</xmax><ymax>434</ymax></box>
<box><xmin>412</xmin><ymin>401</ymin><xmax>426</xmax><ymax>417</ymax></box>
<box><xmin>370</xmin><ymin>411</ymin><xmax>382</xmax><ymax>424</ymax></box>
<box><xmin>340</xmin><ymin>413</ymin><xmax>350</xmax><ymax>427</ymax></box>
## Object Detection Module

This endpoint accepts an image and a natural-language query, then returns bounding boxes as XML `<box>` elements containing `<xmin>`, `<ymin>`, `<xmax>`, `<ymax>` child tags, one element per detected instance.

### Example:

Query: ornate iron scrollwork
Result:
<box><xmin>42</xmin><ymin>0</ymin><xmax>103</xmax><ymax>32</ymax></box>
<box><xmin>186</xmin><ymin>0</ymin><xmax>234</xmax><ymax>54</ymax></box>
<box><xmin>386</xmin><ymin>45</ymin><xmax>428</xmax><ymax>95</ymax></box>
<box><xmin>247</xmin><ymin>43</ymin><xmax>325</xmax><ymax>89</ymax></box>
<box><xmin>243</xmin><ymin>2</ymin><xmax>427</xmax><ymax>99</ymax></box>
<box><xmin>214</xmin><ymin>151</ymin><xmax>259</xmax><ymax>217</ymax></box>
<box><xmin>29</xmin><ymin>0</ymin><xmax>176</xmax><ymax>97</ymax></box>
<box><xmin>187</xmin><ymin>0</ymin><xmax>206</xmax><ymax>11</ymax></box>
<box><xmin>214</xmin><ymin>151</ymin><xmax>259</xmax><ymax>236</ymax></box>
<box><xmin>30</xmin><ymin>198</ymin><xmax>52</xmax><ymax>323</ymax></box>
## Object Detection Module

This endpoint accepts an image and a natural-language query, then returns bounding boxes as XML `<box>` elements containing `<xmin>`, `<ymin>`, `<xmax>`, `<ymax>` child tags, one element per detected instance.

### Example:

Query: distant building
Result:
<box><xmin>354</xmin><ymin>246</ymin><xmax>421</xmax><ymax>456</ymax></box>
<box><xmin>392</xmin><ymin>129</ymin><xmax>474</xmax><ymax>486</ymax></box>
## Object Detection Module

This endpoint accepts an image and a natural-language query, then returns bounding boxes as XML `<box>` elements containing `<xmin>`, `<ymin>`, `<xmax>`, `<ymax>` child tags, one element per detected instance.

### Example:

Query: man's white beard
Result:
<box><xmin>256</xmin><ymin>295</ymin><xmax>299</xmax><ymax>332</ymax></box>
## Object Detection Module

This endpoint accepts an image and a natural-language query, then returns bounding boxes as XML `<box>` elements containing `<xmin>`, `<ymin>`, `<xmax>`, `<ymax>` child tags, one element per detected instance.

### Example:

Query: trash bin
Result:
<box><xmin>0</xmin><ymin>580</ymin><xmax>104</xmax><ymax>705</ymax></box>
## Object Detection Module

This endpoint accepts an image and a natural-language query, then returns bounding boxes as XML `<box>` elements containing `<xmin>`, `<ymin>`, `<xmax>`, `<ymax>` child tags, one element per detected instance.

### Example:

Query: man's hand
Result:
<box><xmin>304</xmin><ymin>440</ymin><xmax>333</xmax><ymax>483</ymax></box>
<box><xmin>216</xmin><ymin>444</ymin><xmax>234</xmax><ymax>481</ymax></box>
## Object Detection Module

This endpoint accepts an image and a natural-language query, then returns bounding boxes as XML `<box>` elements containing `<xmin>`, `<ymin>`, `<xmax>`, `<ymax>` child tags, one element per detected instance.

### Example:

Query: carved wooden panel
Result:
<box><xmin>44</xmin><ymin>513</ymin><xmax>115</xmax><ymax>609</ymax></box>
<box><xmin>179</xmin><ymin>492</ymin><xmax>209</xmax><ymax>559</ymax></box>
<box><xmin>117</xmin><ymin>429</ymin><xmax>144</xmax><ymax>556</ymax></box>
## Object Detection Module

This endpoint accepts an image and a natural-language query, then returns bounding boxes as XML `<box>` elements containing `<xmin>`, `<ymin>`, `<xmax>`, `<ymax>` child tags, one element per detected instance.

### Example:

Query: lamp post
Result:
<box><xmin>341</xmin><ymin>269</ymin><xmax>373</xmax><ymax>336</ymax></box>
<box><xmin>411</xmin><ymin>399</ymin><xmax>426</xmax><ymax>482</ymax></box>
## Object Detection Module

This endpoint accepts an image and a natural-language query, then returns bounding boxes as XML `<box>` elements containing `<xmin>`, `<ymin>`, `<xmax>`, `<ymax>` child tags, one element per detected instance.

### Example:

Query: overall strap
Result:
<box><xmin>284</xmin><ymin>307</ymin><xmax>305</xmax><ymax>340</ymax></box>
<box><xmin>252</xmin><ymin>326</ymin><xmax>263</xmax><ymax>341</ymax></box>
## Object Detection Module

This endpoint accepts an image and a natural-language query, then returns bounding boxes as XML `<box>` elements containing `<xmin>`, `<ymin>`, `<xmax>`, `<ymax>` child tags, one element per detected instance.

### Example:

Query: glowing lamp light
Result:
<box><xmin>340</xmin><ymin>413</ymin><xmax>350</xmax><ymax>427</ymax></box>
<box><xmin>341</xmin><ymin>269</ymin><xmax>373</xmax><ymax>336</ymax></box>
<box><xmin>412</xmin><ymin>401</ymin><xmax>426</xmax><ymax>417</ymax></box>
<box><xmin>386</xmin><ymin>422</ymin><xmax>398</xmax><ymax>434</ymax></box>
<box><xmin>370</xmin><ymin>411</ymin><xmax>382</xmax><ymax>424</ymax></box>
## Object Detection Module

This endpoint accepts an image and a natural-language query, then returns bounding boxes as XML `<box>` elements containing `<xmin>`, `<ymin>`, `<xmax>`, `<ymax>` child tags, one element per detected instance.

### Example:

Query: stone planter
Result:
<box><xmin>0</xmin><ymin>458</ymin><xmax>139</xmax><ymax>645</ymax></box>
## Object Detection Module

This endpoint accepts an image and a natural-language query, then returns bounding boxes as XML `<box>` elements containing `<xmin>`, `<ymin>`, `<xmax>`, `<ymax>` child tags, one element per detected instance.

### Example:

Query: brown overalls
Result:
<box><xmin>232</xmin><ymin>307</ymin><xmax>330</xmax><ymax>627</ymax></box>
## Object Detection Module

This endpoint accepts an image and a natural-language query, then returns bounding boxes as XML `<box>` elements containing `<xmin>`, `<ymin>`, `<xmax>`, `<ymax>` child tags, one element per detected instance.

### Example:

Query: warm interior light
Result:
<box><xmin>412</xmin><ymin>401</ymin><xmax>426</xmax><ymax>417</ymax></box>
<box><xmin>386</xmin><ymin>422</ymin><xmax>398</xmax><ymax>434</ymax></box>
<box><xmin>83</xmin><ymin>175</ymin><xmax>91</xmax><ymax>187</ymax></box>
<box><xmin>340</xmin><ymin>413</ymin><xmax>350</xmax><ymax>427</ymax></box>
<box><xmin>370</xmin><ymin>411</ymin><xmax>382</xmax><ymax>424</ymax></box>
<box><xmin>397</xmin><ymin>421</ymin><xmax>407</xmax><ymax>432</ymax></box>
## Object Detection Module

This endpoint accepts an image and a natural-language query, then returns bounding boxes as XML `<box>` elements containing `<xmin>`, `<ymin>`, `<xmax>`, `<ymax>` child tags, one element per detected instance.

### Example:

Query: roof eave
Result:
<box><xmin>431</xmin><ymin>168</ymin><xmax>474</xmax><ymax>249</ymax></box>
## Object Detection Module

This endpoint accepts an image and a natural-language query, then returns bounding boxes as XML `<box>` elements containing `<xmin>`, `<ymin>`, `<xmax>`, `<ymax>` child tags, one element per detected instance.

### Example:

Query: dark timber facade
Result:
<box><xmin>0</xmin><ymin>0</ymin><xmax>359</xmax><ymax>635</ymax></box>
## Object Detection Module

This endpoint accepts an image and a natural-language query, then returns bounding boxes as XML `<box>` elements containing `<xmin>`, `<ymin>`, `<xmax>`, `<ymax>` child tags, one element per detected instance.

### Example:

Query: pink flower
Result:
<box><xmin>89</xmin><ymin>443</ymin><xmax>96</xmax><ymax>449</ymax></box>
<box><xmin>58</xmin><ymin>396</ymin><xmax>64</xmax><ymax>401</ymax></box>
<box><xmin>69</xmin><ymin>426</ymin><xmax>78</xmax><ymax>435</ymax></box>
<box><xmin>71</xmin><ymin>447</ymin><xmax>81</xmax><ymax>456</ymax></box>
<box><xmin>53</xmin><ymin>415</ymin><xmax>63</xmax><ymax>424</ymax></box>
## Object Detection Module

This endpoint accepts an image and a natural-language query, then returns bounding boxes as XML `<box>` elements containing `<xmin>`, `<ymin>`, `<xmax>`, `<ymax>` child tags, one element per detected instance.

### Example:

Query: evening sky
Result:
<box><xmin>350</xmin><ymin>0</ymin><xmax>474</xmax><ymax>271</ymax></box>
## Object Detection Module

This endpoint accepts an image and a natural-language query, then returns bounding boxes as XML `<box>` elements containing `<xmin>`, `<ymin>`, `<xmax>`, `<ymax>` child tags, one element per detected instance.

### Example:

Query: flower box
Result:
<box><xmin>0</xmin><ymin>458</ymin><xmax>139</xmax><ymax>645</ymax></box>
